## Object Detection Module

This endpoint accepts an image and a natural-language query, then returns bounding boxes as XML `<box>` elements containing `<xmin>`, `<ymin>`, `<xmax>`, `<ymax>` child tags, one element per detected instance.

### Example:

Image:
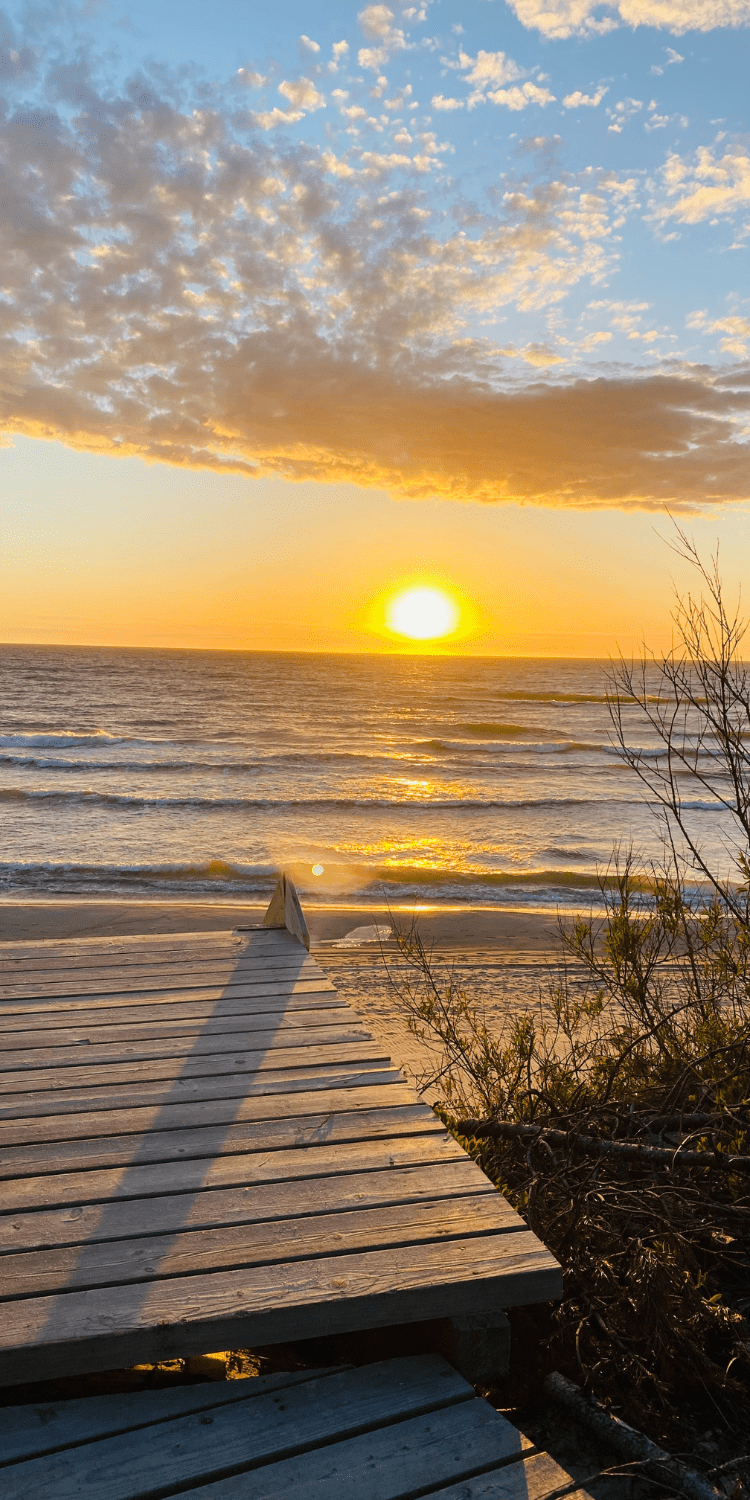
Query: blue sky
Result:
<box><xmin>1</xmin><ymin>0</ymin><xmax>749</xmax><ymax>649</ymax></box>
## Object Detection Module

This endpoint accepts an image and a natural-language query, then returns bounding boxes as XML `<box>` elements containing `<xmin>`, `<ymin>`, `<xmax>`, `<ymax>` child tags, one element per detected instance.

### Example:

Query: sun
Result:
<box><xmin>385</xmin><ymin>586</ymin><xmax>460</xmax><ymax>641</ymax></box>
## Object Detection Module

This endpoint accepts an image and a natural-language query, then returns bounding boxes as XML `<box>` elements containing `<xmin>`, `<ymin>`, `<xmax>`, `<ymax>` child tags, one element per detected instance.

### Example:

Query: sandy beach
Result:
<box><xmin>0</xmin><ymin>899</ymin><xmax>562</xmax><ymax>953</ymax></box>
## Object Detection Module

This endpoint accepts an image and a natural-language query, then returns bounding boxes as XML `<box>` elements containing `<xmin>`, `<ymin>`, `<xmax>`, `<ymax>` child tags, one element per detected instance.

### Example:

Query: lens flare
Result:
<box><xmin>385</xmin><ymin>586</ymin><xmax>460</xmax><ymax>641</ymax></box>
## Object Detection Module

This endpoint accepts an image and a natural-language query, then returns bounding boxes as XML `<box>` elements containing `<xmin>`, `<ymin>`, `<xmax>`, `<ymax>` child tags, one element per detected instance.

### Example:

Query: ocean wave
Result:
<box><xmin>458</xmin><ymin>722</ymin><xmax>564</xmax><ymax>740</ymax></box>
<box><xmin>496</xmin><ymin>691</ymin><xmax>614</xmax><ymax>704</ymax></box>
<box><xmin>0</xmin><ymin>859</ymin><xmax>276</xmax><ymax>893</ymax></box>
<box><xmin>412</xmin><ymin>737</ymin><xmax>608</xmax><ymax>756</ymax></box>
<box><xmin>0</xmin><ymin>730</ymin><xmax>132</xmax><ymax>750</ymax></box>
<box><xmin>0</xmin><ymin>859</ymin><xmax>650</xmax><ymax>899</ymax></box>
<box><xmin>0</xmin><ymin>753</ymin><xmax>265</xmax><ymax>775</ymax></box>
<box><xmin>0</xmin><ymin>787</ymin><xmax>649</xmax><ymax>812</ymax></box>
<box><xmin>494</xmin><ymin>692</ymin><xmax>671</xmax><ymax>705</ymax></box>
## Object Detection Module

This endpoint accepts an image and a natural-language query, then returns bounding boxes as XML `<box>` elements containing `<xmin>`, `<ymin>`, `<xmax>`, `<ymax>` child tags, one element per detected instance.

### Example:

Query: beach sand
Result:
<box><xmin>0</xmin><ymin>899</ymin><xmax>562</xmax><ymax>952</ymax></box>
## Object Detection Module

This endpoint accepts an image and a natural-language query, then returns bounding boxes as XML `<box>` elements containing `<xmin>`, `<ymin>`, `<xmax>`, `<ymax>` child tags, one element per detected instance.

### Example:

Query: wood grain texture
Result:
<box><xmin>2</xmin><ymin>1356</ymin><xmax>472</xmax><ymax>1494</ymax></box>
<box><xmin>0</xmin><ymin>1159</ymin><xmax>497</xmax><ymax>1254</ymax></box>
<box><xmin>0</xmin><ymin>1021</ymin><xmax>374</xmax><ymax>1074</ymax></box>
<box><xmin>0</xmin><ymin>991</ymin><xmax>344</xmax><ymax>1029</ymax></box>
<box><xmin>0</xmin><ymin>1351</ymin><xmax>591</xmax><ymax>1500</ymax></box>
<box><xmin>0</xmin><ymin>1192</ymin><xmax>524</xmax><ymax>1299</ymax></box>
<box><xmin>0</xmin><ymin>1079</ymin><xmax>415</xmax><ymax>1147</ymax></box>
<box><xmin>0</xmin><ymin>1039</ymin><xmax>391</xmax><ymax>1096</ymax></box>
<box><xmin>0</xmin><ymin>1064</ymin><xmax>404</xmax><ymax>1120</ymax></box>
<box><xmin>0</xmin><ymin>1130</ymin><xmax>470</xmax><ymax>1212</ymax></box>
<box><xmin>169</xmin><ymin>1397</ymin><xmax>522</xmax><ymax>1500</ymax></box>
<box><xmin>0</xmin><ymin>1366</ymin><xmax>328</xmax><ymax>1466</ymax></box>
<box><xmin>0</xmin><ymin>928</ymin><xmax>561</xmax><ymax>1385</ymax></box>
<box><xmin>422</xmin><ymin>1449</ymin><xmax>596</xmax><ymax>1500</ymax></box>
<box><xmin>0</xmin><ymin>1234</ymin><xmax>561</xmax><ymax>1384</ymax></box>
<box><xmin>0</xmin><ymin>1101</ymin><xmax>438</xmax><ymax>1172</ymax></box>
<box><xmin>0</xmin><ymin>969</ymin><xmax>331</xmax><ymax>1001</ymax></box>
<box><xmin>0</xmin><ymin>930</ymin><xmax>299</xmax><ymax>964</ymax></box>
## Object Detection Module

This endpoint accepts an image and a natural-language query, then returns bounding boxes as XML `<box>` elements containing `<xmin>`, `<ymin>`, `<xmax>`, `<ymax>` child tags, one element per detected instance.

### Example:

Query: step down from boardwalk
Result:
<box><xmin>0</xmin><ymin>881</ymin><xmax>561</xmax><ymax>1386</ymax></box>
<box><xmin>0</xmin><ymin>1353</ymin><xmax>594</xmax><ymax>1500</ymax></box>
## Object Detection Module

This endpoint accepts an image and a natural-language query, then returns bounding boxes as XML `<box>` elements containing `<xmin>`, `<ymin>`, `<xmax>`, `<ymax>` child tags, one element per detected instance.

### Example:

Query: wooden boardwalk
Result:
<box><xmin>0</xmin><ymin>1353</ymin><xmax>595</xmax><ymax>1500</ymax></box>
<box><xmin>0</xmin><ymin>903</ymin><xmax>561</xmax><ymax>1387</ymax></box>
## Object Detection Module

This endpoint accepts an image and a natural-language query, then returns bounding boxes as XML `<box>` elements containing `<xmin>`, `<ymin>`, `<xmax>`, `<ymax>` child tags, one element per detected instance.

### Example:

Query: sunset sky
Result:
<box><xmin>1</xmin><ymin>0</ymin><xmax>749</xmax><ymax>654</ymax></box>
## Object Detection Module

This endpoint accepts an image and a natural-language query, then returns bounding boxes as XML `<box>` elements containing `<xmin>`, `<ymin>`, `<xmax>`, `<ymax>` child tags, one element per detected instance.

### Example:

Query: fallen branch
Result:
<box><xmin>545</xmin><ymin>1371</ymin><xmax>723</xmax><ymax>1500</ymax></box>
<box><xmin>454</xmin><ymin>1118</ymin><xmax>750</xmax><ymax>1173</ymax></box>
<box><xmin>709</xmin><ymin>1457</ymin><xmax>750</xmax><ymax>1478</ymax></box>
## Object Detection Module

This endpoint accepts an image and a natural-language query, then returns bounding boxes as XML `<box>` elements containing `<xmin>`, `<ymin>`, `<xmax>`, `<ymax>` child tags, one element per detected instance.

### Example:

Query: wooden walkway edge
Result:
<box><xmin>0</xmin><ymin>1353</ymin><xmax>594</xmax><ymax>1500</ymax></box>
<box><xmin>0</xmin><ymin>881</ymin><xmax>561</xmax><ymax>1386</ymax></box>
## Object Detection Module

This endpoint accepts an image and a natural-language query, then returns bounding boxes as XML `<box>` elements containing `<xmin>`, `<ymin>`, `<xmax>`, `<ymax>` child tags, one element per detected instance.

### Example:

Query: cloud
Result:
<box><xmin>299</xmin><ymin>35</ymin><xmax>320</xmax><ymax>54</ymax></box>
<box><xmin>431</xmin><ymin>95</ymin><xmax>464</xmax><ymax>110</ymax></box>
<box><xmin>607</xmin><ymin>98</ymin><xmax>643</xmax><ymax>133</ymax></box>
<box><xmin>357</xmin><ymin>4</ymin><xmax>407</xmax><ymax>69</ymax></box>
<box><xmin>0</xmin><ymin>46</ymin><xmax>747</xmax><ymax>512</ymax></box>
<box><xmin>500</xmin><ymin>342</ymin><xmax>565</xmax><ymax>365</ymax></box>
<box><xmin>563</xmin><ymin>88</ymin><xmax>608</xmax><ymax>108</ymax></box>
<box><xmin>453</xmin><ymin>51</ymin><xmax>553</xmax><ymax>111</ymax></box>
<box><xmin>460</xmin><ymin>49</ymin><xmax>524</xmax><ymax>91</ymax></box>
<box><xmin>330</xmin><ymin>40</ymin><xmax>349</xmax><ymax>71</ymax></box>
<box><xmin>688</xmin><ymin>311</ymin><xmax>750</xmax><ymax>357</ymax></box>
<box><xmin>506</xmin><ymin>0</ymin><xmax>750</xmax><ymax>37</ymax></box>
<box><xmin>278</xmin><ymin>77</ymin><xmax>326</xmax><ymax>111</ymax></box>
<box><xmin>489</xmin><ymin>82</ymin><xmax>556</xmax><ymax>111</ymax></box>
<box><xmin>652</xmin><ymin>142</ymin><xmax>750</xmax><ymax>224</ymax></box>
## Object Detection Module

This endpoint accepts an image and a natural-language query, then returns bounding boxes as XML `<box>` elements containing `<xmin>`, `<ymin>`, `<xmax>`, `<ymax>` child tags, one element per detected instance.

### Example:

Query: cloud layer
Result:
<box><xmin>507</xmin><ymin>0</ymin><xmax>750</xmax><ymax>38</ymax></box>
<box><xmin>0</xmin><ymin>27</ymin><xmax>747</xmax><ymax>509</ymax></box>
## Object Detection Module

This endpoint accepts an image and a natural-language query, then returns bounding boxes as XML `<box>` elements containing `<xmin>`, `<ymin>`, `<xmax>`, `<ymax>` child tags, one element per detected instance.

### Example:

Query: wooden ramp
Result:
<box><xmin>0</xmin><ymin>1353</ymin><xmax>592</xmax><ymax>1500</ymax></box>
<box><xmin>0</xmin><ymin>906</ymin><xmax>561</xmax><ymax>1386</ymax></box>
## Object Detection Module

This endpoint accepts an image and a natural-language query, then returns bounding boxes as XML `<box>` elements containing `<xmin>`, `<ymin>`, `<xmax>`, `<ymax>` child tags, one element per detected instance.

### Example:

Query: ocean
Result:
<box><xmin>0</xmin><ymin>646</ymin><xmax>726</xmax><ymax>909</ymax></box>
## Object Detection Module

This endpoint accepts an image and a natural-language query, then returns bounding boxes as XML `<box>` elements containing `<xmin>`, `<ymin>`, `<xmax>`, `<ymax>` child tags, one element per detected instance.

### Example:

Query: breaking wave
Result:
<box><xmin>0</xmin><ymin>787</ymin><xmax>656</xmax><ymax>812</ymax></box>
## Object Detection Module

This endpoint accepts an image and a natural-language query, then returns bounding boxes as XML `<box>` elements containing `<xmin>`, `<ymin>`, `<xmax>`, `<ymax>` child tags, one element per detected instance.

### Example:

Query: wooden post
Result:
<box><xmin>435</xmin><ymin>1311</ymin><xmax>511</xmax><ymax>1386</ymax></box>
<box><xmin>262</xmin><ymin>873</ymin><xmax>310</xmax><ymax>951</ymax></box>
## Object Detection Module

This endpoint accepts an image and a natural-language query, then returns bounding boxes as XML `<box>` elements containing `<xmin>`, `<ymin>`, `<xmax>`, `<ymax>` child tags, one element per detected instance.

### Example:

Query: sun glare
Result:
<box><xmin>386</xmin><ymin>586</ymin><xmax>460</xmax><ymax>641</ymax></box>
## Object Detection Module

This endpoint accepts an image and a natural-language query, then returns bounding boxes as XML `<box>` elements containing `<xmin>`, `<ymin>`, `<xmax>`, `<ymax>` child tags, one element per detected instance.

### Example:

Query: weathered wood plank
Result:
<box><xmin>0</xmin><ymin>1193</ymin><xmax>526</xmax><ymax>1300</ymax></box>
<box><xmin>0</xmin><ymin>1159</ymin><xmax>496</xmax><ymax>1252</ymax></box>
<box><xmin>0</xmin><ymin>982</ymin><xmax>336</xmax><ymax>1020</ymax></box>
<box><xmin>168</xmin><ymin>1397</ymin><xmax>523</xmax><ymax>1500</ymax></box>
<box><xmin>0</xmin><ymin>1002</ymin><xmax>351</xmax><ymax>1050</ymax></box>
<box><xmin>0</xmin><ymin>931</ymin><xmax>298</xmax><ymax>965</ymax></box>
<box><xmin>0</xmin><ymin>923</ymin><xmax>562</xmax><ymax>1389</ymax></box>
<box><xmin>0</xmin><ymin>947</ymin><xmax>319</xmax><ymax>996</ymax></box>
<box><xmin>0</xmin><ymin>1367</ymin><xmax>330</xmax><ymax>1466</ymax></box>
<box><xmin>422</xmin><ymin>1449</ymin><xmax>596</xmax><ymax>1500</ymax></box>
<box><xmin>0</xmin><ymin>1040</ymin><xmax>391</xmax><ymax>1096</ymax></box>
<box><xmin>0</xmin><ymin>950</ymin><xmax>313</xmax><ymax>981</ymax></box>
<box><xmin>0</xmin><ymin>1102</ymin><xmax>441</xmax><ymax>1179</ymax></box>
<box><xmin>0</xmin><ymin>965</ymin><xmax>329</xmax><ymax>1001</ymax></box>
<box><xmin>0</xmin><ymin>930</ymin><xmax>310</xmax><ymax>978</ymax></box>
<box><xmin>0</xmin><ymin>1130</ymin><xmax>469</xmax><ymax>1212</ymax></box>
<box><xmin>0</xmin><ymin>1237</ymin><xmax>561</xmax><ymax>1383</ymax></box>
<box><xmin>0</xmin><ymin>990</ymin><xmax>344</xmax><ymax>1029</ymax></box>
<box><xmin>2</xmin><ymin>1356</ymin><xmax>472</xmax><ymax>1498</ymax></box>
<box><xmin>0</xmin><ymin>1080</ymin><xmax>414</xmax><ymax>1147</ymax></box>
<box><xmin>0</xmin><ymin>1020</ymin><xmax>366</xmax><ymax>1068</ymax></box>
<box><xmin>0</xmin><ymin>1064</ymin><xmax>404</xmax><ymax>1120</ymax></box>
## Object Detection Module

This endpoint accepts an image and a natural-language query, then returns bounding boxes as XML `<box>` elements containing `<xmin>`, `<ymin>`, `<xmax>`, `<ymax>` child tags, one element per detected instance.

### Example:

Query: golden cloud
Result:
<box><xmin>0</xmin><ymin>47</ymin><xmax>747</xmax><ymax>510</ymax></box>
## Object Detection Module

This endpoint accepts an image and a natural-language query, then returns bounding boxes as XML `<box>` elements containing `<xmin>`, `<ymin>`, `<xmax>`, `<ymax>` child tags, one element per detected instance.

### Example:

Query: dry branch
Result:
<box><xmin>453</xmin><ymin>1119</ymin><xmax>750</xmax><ymax>1173</ymax></box>
<box><xmin>545</xmin><ymin>1372</ymin><xmax>724</xmax><ymax>1500</ymax></box>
